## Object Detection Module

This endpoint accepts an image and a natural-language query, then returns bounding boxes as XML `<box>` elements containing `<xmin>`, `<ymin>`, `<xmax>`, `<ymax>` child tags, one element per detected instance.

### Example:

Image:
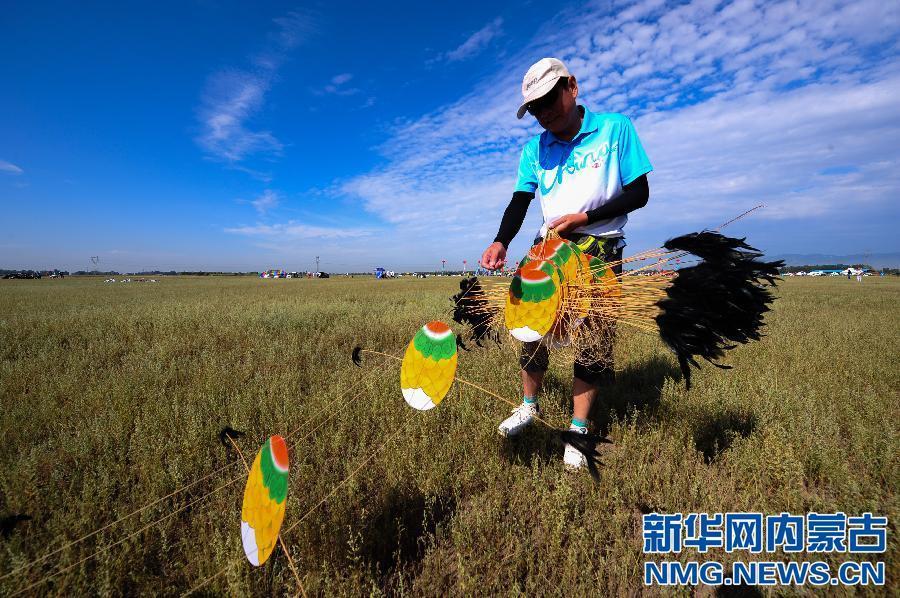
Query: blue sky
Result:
<box><xmin>2</xmin><ymin>0</ymin><xmax>898</xmax><ymax>272</ymax></box>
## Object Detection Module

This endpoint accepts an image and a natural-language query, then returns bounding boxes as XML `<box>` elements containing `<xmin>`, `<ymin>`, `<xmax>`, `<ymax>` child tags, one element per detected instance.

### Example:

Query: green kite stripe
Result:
<box><xmin>260</xmin><ymin>439</ymin><xmax>289</xmax><ymax>504</ymax></box>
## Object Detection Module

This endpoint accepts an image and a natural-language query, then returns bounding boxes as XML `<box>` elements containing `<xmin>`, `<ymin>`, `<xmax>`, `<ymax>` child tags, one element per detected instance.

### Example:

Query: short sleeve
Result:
<box><xmin>514</xmin><ymin>143</ymin><xmax>538</xmax><ymax>193</ymax></box>
<box><xmin>618</xmin><ymin>116</ymin><xmax>652</xmax><ymax>186</ymax></box>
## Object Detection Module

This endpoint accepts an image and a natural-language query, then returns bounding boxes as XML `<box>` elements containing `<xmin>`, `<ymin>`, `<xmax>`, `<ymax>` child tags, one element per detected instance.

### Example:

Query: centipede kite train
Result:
<box><xmin>353</xmin><ymin>227</ymin><xmax>782</xmax><ymax>477</ymax></box>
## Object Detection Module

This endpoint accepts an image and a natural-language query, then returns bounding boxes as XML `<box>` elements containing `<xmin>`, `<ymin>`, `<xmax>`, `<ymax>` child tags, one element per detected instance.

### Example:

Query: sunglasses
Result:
<box><xmin>526</xmin><ymin>77</ymin><xmax>569</xmax><ymax>115</ymax></box>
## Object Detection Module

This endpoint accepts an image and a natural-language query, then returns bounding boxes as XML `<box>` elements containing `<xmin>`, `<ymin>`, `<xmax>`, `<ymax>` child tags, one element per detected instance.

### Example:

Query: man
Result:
<box><xmin>479</xmin><ymin>57</ymin><xmax>652</xmax><ymax>471</ymax></box>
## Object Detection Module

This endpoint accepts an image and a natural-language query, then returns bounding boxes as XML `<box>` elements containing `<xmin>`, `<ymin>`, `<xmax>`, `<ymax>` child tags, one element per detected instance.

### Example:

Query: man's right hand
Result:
<box><xmin>480</xmin><ymin>241</ymin><xmax>507</xmax><ymax>271</ymax></box>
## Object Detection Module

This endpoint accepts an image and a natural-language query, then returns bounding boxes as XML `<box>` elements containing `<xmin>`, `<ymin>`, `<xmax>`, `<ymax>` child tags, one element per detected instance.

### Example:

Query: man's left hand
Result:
<box><xmin>548</xmin><ymin>212</ymin><xmax>588</xmax><ymax>235</ymax></box>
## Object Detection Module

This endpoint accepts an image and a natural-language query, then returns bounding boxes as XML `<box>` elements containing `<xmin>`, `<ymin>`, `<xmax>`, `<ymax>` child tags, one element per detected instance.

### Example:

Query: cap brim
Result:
<box><xmin>515</xmin><ymin>76</ymin><xmax>563</xmax><ymax>119</ymax></box>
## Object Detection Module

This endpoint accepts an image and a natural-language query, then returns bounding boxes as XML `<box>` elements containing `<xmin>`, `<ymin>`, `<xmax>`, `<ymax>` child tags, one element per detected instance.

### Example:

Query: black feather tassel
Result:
<box><xmin>451</xmin><ymin>277</ymin><xmax>499</xmax><ymax>345</ymax></box>
<box><xmin>655</xmin><ymin>232</ymin><xmax>783</xmax><ymax>388</ymax></box>
<box><xmin>556</xmin><ymin>430</ymin><xmax>611</xmax><ymax>481</ymax></box>
<box><xmin>0</xmin><ymin>514</ymin><xmax>31</xmax><ymax>538</ymax></box>
<box><xmin>218</xmin><ymin>426</ymin><xmax>246</xmax><ymax>447</ymax></box>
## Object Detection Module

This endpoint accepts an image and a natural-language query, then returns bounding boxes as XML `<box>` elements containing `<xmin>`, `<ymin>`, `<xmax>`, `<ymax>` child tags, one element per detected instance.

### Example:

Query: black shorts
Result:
<box><xmin>519</xmin><ymin>234</ymin><xmax>624</xmax><ymax>386</ymax></box>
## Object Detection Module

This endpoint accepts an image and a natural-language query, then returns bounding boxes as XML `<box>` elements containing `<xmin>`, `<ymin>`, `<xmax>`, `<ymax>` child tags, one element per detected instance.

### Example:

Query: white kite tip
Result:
<box><xmin>508</xmin><ymin>326</ymin><xmax>544</xmax><ymax>343</ymax></box>
<box><xmin>402</xmin><ymin>387</ymin><xmax>437</xmax><ymax>411</ymax></box>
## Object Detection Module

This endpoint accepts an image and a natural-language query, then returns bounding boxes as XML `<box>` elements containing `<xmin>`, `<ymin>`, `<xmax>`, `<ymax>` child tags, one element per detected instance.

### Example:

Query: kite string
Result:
<box><xmin>0</xmin><ymin>457</ymin><xmax>244</xmax><ymax>583</ymax></box>
<box><xmin>2</xmin><ymin>356</ymin><xmax>384</xmax><ymax>585</ymax></box>
<box><xmin>10</xmin><ymin>475</ymin><xmax>242</xmax><ymax>597</ymax></box>
<box><xmin>12</xmin><ymin>293</ymin><xmax>603</xmax><ymax>594</ymax></box>
<box><xmin>359</xmin><ymin>349</ymin><xmax>564</xmax><ymax>430</ymax></box>
<box><xmin>225</xmin><ymin>436</ymin><xmax>308</xmax><ymax>598</ymax></box>
<box><xmin>283</xmin><ymin>360</ymin><xmax>386</xmax><ymax>441</ymax></box>
<box><xmin>715</xmin><ymin>204</ymin><xmax>764</xmax><ymax>231</ymax></box>
<box><xmin>6</xmin><ymin>331</ymin><xmax>404</xmax><ymax>594</ymax></box>
<box><xmin>185</xmin><ymin>408</ymin><xmax>413</xmax><ymax>596</ymax></box>
<box><xmin>282</xmin><ymin>411</ymin><xmax>413</xmax><ymax>537</ymax></box>
<box><xmin>212</xmin><ymin>363</ymin><xmax>396</xmax><ymax>592</ymax></box>
<box><xmin>182</xmin><ymin>565</ymin><xmax>231</xmax><ymax>596</ymax></box>
<box><xmin>285</xmin><ymin>353</ymin><xmax>399</xmax><ymax>455</ymax></box>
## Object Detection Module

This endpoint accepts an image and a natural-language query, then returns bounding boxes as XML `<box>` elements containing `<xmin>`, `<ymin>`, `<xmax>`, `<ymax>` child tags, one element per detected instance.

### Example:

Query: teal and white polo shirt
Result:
<box><xmin>515</xmin><ymin>106</ymin><xmax>652</xmax><ymax>238</ymax></box>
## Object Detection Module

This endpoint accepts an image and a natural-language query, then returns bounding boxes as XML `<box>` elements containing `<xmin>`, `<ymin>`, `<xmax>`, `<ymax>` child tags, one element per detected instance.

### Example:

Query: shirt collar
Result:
<box><xmin>544</xmin><ymin>105</ymin><xmax>598</xmax><ymax>146</ymax></box>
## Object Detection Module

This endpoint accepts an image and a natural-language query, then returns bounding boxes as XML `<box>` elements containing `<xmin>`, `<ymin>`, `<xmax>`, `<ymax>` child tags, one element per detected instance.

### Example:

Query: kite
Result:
<box><xmin>453</xmin><ymin>230</ymin><xmax>782</xmax><ymax>389</ymax></box>
<box><xmin>400</xmin><ymin>321</ymin><xmax>458</xmax><ymax>410</ymax></box>
<box><xmin>505</xmin><ymin>259</ymin><xmax>563</xmax><ymax>342</ymax></box>
<box><xmin>240</xmin><ymin>435</ymin><xmax>289</xmax><ymax>566</ymax></box>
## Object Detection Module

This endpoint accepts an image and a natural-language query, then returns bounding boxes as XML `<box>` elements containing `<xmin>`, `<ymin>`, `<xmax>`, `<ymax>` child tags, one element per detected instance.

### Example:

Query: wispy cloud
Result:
<box><xmin>321</xmin><ymin>72</ymin><xmax>360</xmax><ymax>96</ymax></box>
<box><xmin>0</xmin><ymin>160</ymin><xmax>23</xmax><ymax>174</ymax></box>
<box><xmin>440</xmin><ymin>17</ymin><xmax>504</xmax><ymax>63</ymax></box>
<box><xmin>196</xmin><ymin>10</ymin><xmax>312</xmax><ymax>165</ymax></box>
<box><xmin>198</xmin><ymin>72</ymin><xmax>283</xmax><ymax>163</ymax></box>
<box><xmin>246</xmin><ymin>189</ymin><xmax>280</xmax><ymax>214</ymax></box>
<box><xmin>225</xmin><ymin>221</ymin><xmax>375</xmax><ymax>240</ymax></box>
<box><xmin>340</xmin><ymin>0</ymin><xmax>900</xmax><ymax>260</ymax></box>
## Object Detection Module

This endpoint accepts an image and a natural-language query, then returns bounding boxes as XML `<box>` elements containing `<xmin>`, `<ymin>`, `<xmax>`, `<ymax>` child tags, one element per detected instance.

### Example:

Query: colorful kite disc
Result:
<box><xmin>527</xmin><ymin>238</ymin><xmax>576</xmax><ymax>281</ymax></box>
<box><xmin>400</xmin><ymin>321</ymin><xmax>458</xmax><ymax>411</ymax></box>
<box><xmin>505</xmin><ymin>259</ymin><xmax>563</xmax><ymax>342</ymax></box>
<box><xmin>590</xmin><ymin>256</ymin><xmax>622</xmax><ymax>298</ymax></box>
<box><xmin>240</xmin><ymin>435</ymin><xmax>289</xmax><ymax>566</ymax></box>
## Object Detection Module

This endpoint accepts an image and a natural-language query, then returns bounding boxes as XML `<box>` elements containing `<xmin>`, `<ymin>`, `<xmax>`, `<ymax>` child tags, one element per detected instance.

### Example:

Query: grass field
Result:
<box><xmin>0</xmin><ymin>275</ymin><xmax>897</xmax><ymax>596</ymax></box>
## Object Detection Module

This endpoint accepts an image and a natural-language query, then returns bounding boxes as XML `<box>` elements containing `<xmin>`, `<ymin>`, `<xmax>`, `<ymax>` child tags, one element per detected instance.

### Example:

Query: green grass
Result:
<box><xmin>1</xmin><ymin>276</ymin><xmax>897</xmax><ymax>595</ymax></box>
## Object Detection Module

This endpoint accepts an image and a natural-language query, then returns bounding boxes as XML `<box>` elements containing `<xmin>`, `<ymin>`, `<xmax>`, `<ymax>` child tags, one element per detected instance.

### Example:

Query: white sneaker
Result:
<box><xmin>498</xmin><ymin>402</ymin><xmax>539</xmax><ymax>437</ymax></box>
<box><xmin>563</xmin><ymin>425</ymin><xmax>589</xmax><ymax>471</ymax></box>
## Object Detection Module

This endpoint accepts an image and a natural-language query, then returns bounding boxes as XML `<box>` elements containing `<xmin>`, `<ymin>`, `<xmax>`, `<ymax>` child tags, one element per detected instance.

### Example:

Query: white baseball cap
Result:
<box><xmin>516</xmin><ymin>57</ymin><xmax>571</xmax><ymax>119</ymax></box>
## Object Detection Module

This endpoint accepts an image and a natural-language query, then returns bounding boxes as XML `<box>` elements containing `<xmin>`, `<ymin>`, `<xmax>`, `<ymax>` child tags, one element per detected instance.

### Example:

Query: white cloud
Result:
<box><xmin>198</xmin><ymin>71</ymin><xmax>283</xmax><ymax>163</ymax></box>
<box><xmin>0</xmin><ymin>160</ymin><xmax>23</xmax><ymax>174</ymax></box>
<box><xmin>321</xmin><ymin>72</ymin><xmax>360</xmax><ymax>96</ymax></box>
<box><xmin>248</xmin><ymin>189</ymin><xmax>280</xmax><ymax>214</ymax></box>
<box><xmin>196</xmin><ymin>10</ymin><xmax>311</xmax><ymax>165</ymax></box>
<box><xmin>335</xmin><ymin>0</ymin><xmax>900</xmax><ymax>263</ymax></box>
<box><xmin>225</xmin><ymin>221</ymin><xmax>375</xmax><ymax>240</ymax></box>
<box><xmin>440</xmin><ymin>17</ymin><xmax>504</xmax><ymax>63</ymax></box>
<box><xmin>634</xmin><ymin>74</ymin><xmax>900</xmax><ymax>225</ymax></box>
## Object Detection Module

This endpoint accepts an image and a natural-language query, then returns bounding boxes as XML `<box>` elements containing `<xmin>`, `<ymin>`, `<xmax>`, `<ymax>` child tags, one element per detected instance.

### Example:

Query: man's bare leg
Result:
<box><xmin>572</xmin><ymin>376</ymin><xmax>597</xmax><ymax>424</ymax></box>
<box><xmin>563</xmin><ymin>377</ymin><xmax>598</xmax><ymax>469</ymax></box>
<box><xmin>521</xmin><ymin>369</ymin><xmax>544</xmax><ymax>398</ymax></box>
<box><xmin>521</xmin><ymin>371</ymin><xmax>597</xmax><ymax>417</ymax></box>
